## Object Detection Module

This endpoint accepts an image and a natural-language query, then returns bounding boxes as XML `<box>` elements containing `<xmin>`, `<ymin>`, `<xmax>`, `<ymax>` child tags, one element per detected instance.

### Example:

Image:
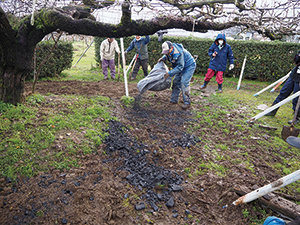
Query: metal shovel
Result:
<box><xmin>281</xmin><ymin>91</ymin><xmax>300</xmax><ymax>141</ymax></box>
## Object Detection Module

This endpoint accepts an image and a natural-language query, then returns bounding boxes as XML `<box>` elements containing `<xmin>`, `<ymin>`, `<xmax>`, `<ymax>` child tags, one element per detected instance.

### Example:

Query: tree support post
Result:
<box><xmin>73</xmin><ymin>39</ymin><xmax>94</xmax><ymax>67</ymax></box>
<box><xmin>233</xmin><ymin>169</ymin><xmax>300</xmax><ymax>206</ymax></box>
<box><xmin>237</xmin><ymin>55</ymin><xmax>246</xmax><ymax>90</ymax></box>
<box><xmin>253</xmin><ymin>72</ymin><xmax>291</xmax><ymax>97</ymax></box>
<box><xmin>120</xmin><ymin>38</ymin><xmax>129</xmax><ymax>97</ymax></box>
<box><xmin>247</xmin><ymin>90</ymin><xmax>300</xmax><ymax>123</ymax></box>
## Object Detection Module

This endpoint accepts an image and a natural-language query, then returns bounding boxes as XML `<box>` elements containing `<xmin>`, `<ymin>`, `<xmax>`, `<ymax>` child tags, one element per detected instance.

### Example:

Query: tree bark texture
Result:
<box><xmin>0</xmin><ymin>68</ymin><xmax>26</xmax><ymax>104</ymax></box>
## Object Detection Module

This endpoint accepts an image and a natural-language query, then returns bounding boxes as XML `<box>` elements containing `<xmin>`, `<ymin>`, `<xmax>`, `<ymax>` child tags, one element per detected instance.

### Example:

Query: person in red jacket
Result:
<box><xmin>200</xmin><ymin>33</ymin><xmax>234</xmax><ymax>93</ymax></box>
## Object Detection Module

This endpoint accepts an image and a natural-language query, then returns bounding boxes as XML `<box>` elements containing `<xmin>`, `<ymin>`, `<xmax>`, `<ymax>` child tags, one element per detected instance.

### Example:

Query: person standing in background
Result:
<box><xmin>100</xmin><ymin>37</ymin><xmax>120</xmax><ymax>80</ymax></box>
<box><xmin>200</xmin><ymin>33</ymin><xmax>234</xmax><ymax>93</ymax></box>
<box><xmin>125</xmin><ymin>35</ymin><xmax>151</xmax><ymax>80</ymax></box>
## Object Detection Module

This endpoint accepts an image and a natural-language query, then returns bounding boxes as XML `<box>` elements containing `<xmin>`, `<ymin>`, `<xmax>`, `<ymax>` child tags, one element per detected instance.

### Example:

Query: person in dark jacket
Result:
<box><xmin>158</xmin><ymin>41</ymin><xmax>196</xmax><ymax>110</ymax></box>
<box><xmin>125</xmin><ymin>35</ymin><xmax>150</xmax><ymax>80</ymax></box>
<box><xmin>200</xmin><ymin>33</ymin><xmax>234</xmax><ymax>93</ymax></box>
<box><xmin>265</xmin><ymin>50</ymin><xmax>300</xmax><ymax>124</ymax></box>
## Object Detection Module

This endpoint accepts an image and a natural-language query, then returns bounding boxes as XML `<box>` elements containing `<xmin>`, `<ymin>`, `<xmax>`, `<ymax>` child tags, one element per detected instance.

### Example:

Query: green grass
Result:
<box><xmin>189</xmin><ymin>76</ymin><xmax>300</xmax><ymax>199</ymax></box>
<box><xmin>0</xmin><ymin>94</ymin><xmax>116</xmax><ymax>180</ymax></box>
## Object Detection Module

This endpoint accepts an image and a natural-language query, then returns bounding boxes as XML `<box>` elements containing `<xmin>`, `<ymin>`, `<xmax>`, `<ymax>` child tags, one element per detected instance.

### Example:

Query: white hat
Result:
<box><xmin>161</xmin><ymin>41</ymin><xmax>172</xmax><ymax>54</ymax></box>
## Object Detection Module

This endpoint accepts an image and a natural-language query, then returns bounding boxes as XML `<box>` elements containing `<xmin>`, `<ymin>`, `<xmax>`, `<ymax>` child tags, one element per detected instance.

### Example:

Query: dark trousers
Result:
<box><xmin>132</xmin><ymin>58</ymin><xmax>148</xmax><ymax>78</ymax></box>
<box><xmin>273</xmin><ymin>76</ymin><xmax>300</xmax><ymax>111</ymax></box>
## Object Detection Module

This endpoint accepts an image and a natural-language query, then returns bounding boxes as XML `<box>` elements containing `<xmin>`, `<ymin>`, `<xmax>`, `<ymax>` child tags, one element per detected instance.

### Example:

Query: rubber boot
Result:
<box><xmin>200</xmin><ymin>80</ymin><xmax>209</xmax><ymax>89</ymax></box>
<box><xmin>218</xmin><ymin>83</ymin><xmax>223</xmax><ymax>93</ymax></box>
<box><xmin>265</xmin><ymin>103</ymin><xmax>278</xmax><ymax>117</ymax></box>
<box><xmin>181</xmin><ymin>84</ymin><xmax>191</xmax><ymax>110</ymax></box>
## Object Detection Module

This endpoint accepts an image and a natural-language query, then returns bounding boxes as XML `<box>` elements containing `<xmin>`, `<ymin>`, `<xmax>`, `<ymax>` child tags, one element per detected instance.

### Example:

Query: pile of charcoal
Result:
<box><xmin>103</xmin><ymin>118</ymin><xmax>199</xmax><ymax>211</ymax></box>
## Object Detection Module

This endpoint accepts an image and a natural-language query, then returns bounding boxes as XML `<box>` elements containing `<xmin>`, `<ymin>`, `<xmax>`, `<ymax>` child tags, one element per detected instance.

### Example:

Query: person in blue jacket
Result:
<box><xmin>265</xmin><ymin>50</ymin><xmax>300</xmax><ymax>124</ymax></box>
<box><xmin>125</xmin><ymin>35</ymin><xmax>150</xmax><ymax>80</ymax></box>
<box><xmin>158</xmin><ymin>41</ymin><xmax>196</xmax><ymax>110</ymax></box>
<box><xmin>200</xmin><ymin>33</ymin><xmax>234</xmax><ymax>93</ymax></box>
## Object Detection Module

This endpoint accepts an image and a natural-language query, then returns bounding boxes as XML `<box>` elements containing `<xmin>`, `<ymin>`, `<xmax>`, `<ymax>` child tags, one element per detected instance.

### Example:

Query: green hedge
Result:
<box><xmin>27</xmin><ymin>41</ymin><xmax>73</xmax><ymax>80</ymax></box>
<box><xmin>94</xmin><ymin>36</ymin><xmax>300</xmax><ymax>82</ymax></box>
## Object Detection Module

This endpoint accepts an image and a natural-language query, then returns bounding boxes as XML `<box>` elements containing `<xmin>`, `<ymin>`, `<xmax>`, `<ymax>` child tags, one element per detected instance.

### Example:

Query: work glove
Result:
<box><xmin>229</xmin><ymin>64</ymin><xmax>234</xmax><ymax>70</ymax></box>
<box><xmin>158</xmin><ymin>57</ymin><xmax>165</xmax><ymax>62</ymax></box>
<box><xmin>164</xmin><ymin>72</ymin><xmax>169</xmax><ymax>79</ymax></box>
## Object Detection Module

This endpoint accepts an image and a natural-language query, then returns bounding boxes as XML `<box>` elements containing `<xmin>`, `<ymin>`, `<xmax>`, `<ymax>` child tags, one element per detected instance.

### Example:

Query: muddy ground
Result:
<box><xmin>0</xmin><ymin>79</ymin><xmax>296</xmax><ymax>225</ymax></box>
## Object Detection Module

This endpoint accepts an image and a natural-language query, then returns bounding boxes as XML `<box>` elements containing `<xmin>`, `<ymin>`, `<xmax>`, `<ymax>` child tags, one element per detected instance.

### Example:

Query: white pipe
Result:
<box><xmin>253</xmin><ymin>72</ymin><xmax>291</xmax><ymax>97</ymax></box>
<box><xmin>237</xmin><ymin>55</ymin><xmax>247</xmax><ymax>90</ymax></box>
<box><xmin>233</xmin><ymin>169</ymin><xmax>300</xmax><ymax>205</ymax></box>
<box><xmin>120</xmin><ymin>38</ymin><xmax>129</xmax><ymax>97</ymax></box>
<box><xmin>126</xmin><ymin>54</ymin><xmax>137</xmax><ymax>74</ymax></box>
<box><xmin>247</xmin><ymin>90</ymin><xmax>300</xmax><ymax>123</ymax></box>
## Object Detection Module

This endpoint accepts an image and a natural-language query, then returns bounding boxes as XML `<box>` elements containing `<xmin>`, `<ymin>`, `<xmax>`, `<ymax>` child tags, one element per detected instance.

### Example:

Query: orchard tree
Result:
<box><xmin>0</xmin><ymin>0</ymin><xmax>299</xmax><ymax>104</ymax></box>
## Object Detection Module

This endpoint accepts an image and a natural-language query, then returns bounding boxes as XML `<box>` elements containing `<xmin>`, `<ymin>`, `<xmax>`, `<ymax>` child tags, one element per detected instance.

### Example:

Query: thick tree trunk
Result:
<box><xmin>0</xmin><ymin>67</ymin><xmax>26</xmax><ymax>105</ymax></box>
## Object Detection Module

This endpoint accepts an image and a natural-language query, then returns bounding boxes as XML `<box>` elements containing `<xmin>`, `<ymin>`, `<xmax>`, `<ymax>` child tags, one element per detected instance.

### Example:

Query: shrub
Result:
<box><xmin>27</xmin><ymin>41</ymin><xmax>73</xmax><ymax>80</ymax></box>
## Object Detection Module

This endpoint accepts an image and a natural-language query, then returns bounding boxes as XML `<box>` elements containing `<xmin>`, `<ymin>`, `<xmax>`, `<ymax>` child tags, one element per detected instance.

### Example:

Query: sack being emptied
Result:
<box><xmin>137</xmin><ymin>61</ymin><xmax>172</xmax><ymax>94</ymax></box>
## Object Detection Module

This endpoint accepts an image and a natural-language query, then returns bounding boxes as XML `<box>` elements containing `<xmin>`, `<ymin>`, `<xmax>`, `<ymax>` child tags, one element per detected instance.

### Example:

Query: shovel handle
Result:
<box><xmin>129</xmin><ymin>54</ymin><xmax>139</xmax><ymax>78</ymax></box>
<box><xmin>292</xmin><ymin>83</ymin><xmax>300</xmax><ymax>126</ymax></box>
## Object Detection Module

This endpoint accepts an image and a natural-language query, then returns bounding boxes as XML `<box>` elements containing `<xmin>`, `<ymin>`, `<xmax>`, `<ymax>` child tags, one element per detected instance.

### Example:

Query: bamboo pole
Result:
<box><xmin>120</xmin><ymin>38</ymin><xmax>129</xmax><ymax>97</ymax></box>
<box><xmin>233</xmin><ymin>169</ymin><xmax>300</xmax><ymax>206</ymax></box>
<box><xmin>73</xmin><ymin>39</ymin><xmax>94</xmax><ymax>67</ymax></box>
<box><xmin>31</xmin><ymin>0</ymin><xmax>37</xmax><ymax>25</ymax></box>
<box><xmin>253</xmin><ymin>72</ymin><xmax>291</xmax><ymax>97</ymax></box>
<box><xmin>237</xmin><ymin>55</ymin><xmax>247</xmax><ymax>90</ymax></box>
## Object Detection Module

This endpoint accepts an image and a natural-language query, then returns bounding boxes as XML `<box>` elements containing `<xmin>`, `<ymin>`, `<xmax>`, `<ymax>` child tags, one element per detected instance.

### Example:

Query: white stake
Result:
<box><xmin>237</xmin><ymin>55</ymin><xmax>247</xmax><ymax>90</ymax></box>
<box><xmin>233</xmin><ymin>169</ymin><xmax>300</xmax><ymax>205</ymax></box>
<box><xmin>253</xmin><ymin>71</ymin><xmax>291</xmax><ymax>97</ymax></box>
<box><xmin>247</xmin><ymin>90</ymin><xmax>300</xmax><ymax>123</ymax></box>
<box><xmin>120</xmin><ymin>38</ymin><xmax>129</xmax><ymax>97</ymax></box>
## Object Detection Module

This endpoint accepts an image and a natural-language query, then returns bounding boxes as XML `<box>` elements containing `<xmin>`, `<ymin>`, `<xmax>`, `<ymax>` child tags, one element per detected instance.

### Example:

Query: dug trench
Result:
<box><xmin>0</xmin><ymin>80</ymin><xmax>296</xmax><ymax>224</ymax></box>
